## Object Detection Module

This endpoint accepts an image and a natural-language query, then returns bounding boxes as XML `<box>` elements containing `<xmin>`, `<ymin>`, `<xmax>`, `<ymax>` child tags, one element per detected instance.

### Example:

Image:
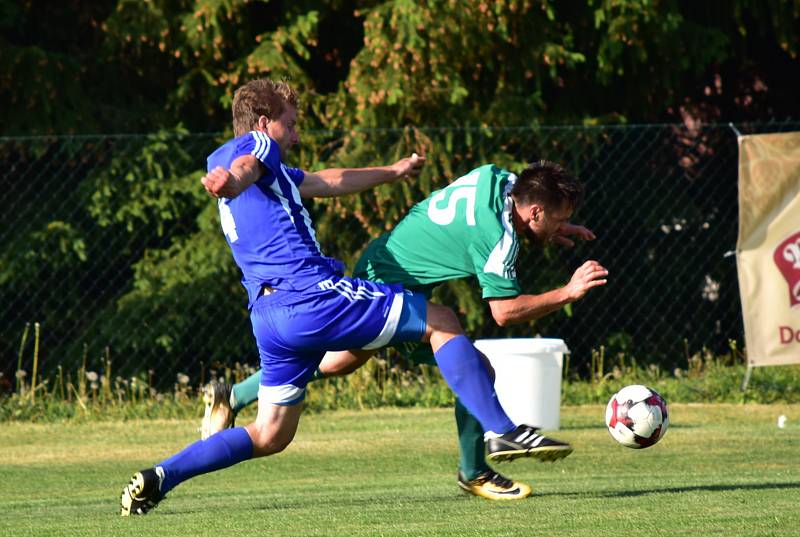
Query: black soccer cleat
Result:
<box><xmin>120</xmin><ymin>467</ymin><xmax>165</xmax><ymax>516</ymax></box>
<box><xmin>486</xmin><ymin>424</ymin><xmax>574</xmax><ymax>463</ymax></box>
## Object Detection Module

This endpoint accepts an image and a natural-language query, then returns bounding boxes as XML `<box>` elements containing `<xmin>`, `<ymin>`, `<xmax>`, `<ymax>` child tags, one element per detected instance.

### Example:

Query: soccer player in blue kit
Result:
<box><xmin>120</xmin><ymin>78</ymin><xmax>570</xmax><ymax>515</ymax></box>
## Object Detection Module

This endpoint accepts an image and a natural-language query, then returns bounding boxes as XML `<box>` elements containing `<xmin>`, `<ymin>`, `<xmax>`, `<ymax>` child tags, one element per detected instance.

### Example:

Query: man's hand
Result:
<box><xmin>563</xmin><ymin>260</ymin><xmax>608</xmax><ymax>302</ymax></box>
<box><xmin>550</xmin><ymin>223</ymin><xmax>596</xmax><ymax>248</ymax></box>
<box><xmin>202</xmin><ymin>166</ymin><xmax>240</xmax><ymax>199</ymax></box>
<box><xmin>389</xmin><ymin>153</ymin><xmax>426</xmax><ymax>182</ymax></box>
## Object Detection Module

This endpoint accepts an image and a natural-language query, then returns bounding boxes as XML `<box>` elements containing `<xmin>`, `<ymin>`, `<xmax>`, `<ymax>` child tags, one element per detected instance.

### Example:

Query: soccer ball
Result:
<box><xmin>605</xmin><ymin>384</ymin><xmax>669</xmax><ymax>449</ymax></box>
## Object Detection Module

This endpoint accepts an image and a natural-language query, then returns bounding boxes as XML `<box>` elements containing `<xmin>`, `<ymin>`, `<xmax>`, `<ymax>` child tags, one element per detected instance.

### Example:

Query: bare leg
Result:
<box><xmin>245</xmin><ymin>398</ymin><xmax>305</xmax><ymax>458</ymax></box>
<box><xmin>419</xmin><ymin>301</ymin><xmax>515</xmax><ymax>435</ymax></box>
<box><xmin>319</xmin><ymin>349</ymin><xmax>375</xmax><ymax>376</ymax></box>
<box><xmin>421</xmin><ymin>302</ymin><xmax>463</xmax><ymax>351</ymax></box>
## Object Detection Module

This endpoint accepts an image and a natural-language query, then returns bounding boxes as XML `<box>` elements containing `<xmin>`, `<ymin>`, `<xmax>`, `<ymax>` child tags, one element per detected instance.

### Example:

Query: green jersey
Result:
<box><xmin>355</xmin><ymin>164</ymin><xmax>521</xmax><ymax>299</ymax></box>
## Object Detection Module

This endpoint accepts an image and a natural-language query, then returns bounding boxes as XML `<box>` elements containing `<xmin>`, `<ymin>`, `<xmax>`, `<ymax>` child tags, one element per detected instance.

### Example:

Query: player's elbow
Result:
<box><xmin>491</xmin><ymin>309</ymin><xmax>512</xmax><ymax>327</ymax></box>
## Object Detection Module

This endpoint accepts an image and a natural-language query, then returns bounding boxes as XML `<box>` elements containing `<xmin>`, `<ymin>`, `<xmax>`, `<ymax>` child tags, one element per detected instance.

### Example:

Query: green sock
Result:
<box><xmin>231</xmin><ymin>368</ymin><xmax>324</xmax><ymax>415</ymax></box>
<box><xmin>310</xmin><ymin>367</ymin><xmax>326</xmax><ymax>382</ymax></box>
<box><xmin>454</xmin><ymin>397</ymin><xmax>491</xmax><ymax>481</ymax></box>
<box><xmin>231</xmin><ymin>370</ymin><xmax>261</xmax><ymax>414</ymax></box>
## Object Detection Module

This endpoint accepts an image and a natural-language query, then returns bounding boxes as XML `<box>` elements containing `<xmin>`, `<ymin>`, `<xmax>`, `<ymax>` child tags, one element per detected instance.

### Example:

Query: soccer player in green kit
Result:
<box><xmin>201</xmin><ymin>160</ymin><xmax>608</xmax><ymax>500</ymax></box>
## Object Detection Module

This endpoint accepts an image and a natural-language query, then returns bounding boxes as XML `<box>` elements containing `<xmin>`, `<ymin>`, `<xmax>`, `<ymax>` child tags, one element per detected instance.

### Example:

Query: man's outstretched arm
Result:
<box><xmin>201</xmin><ymin>154</ymin><xmax>425</xmax><ymax>199</ymax></box>
<box><xmin>298</xmin><ymin>154</ymin><xmax>424</xmax><ymax>198</ymax></box>
<box><xmin>487</xmin><ymin>260</ymin><xmax>608</xmax><ymax>326</ymax></box>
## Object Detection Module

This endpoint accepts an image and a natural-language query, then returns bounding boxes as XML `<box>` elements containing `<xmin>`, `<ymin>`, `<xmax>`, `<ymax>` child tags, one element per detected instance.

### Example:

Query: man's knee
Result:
<box><xmin>426</xmin><ymin>303</ymin><xmax>463</xmax><ymax>335</ymax></box>
<box><xmin>246</xmin><ymin>401</ymin><xmax>303</xmax><ymax>457</ymax></box>
<box><xmin>246</xmin><ymin>421</ymin><xmax>296</xmax><ymax>457</ymax></box>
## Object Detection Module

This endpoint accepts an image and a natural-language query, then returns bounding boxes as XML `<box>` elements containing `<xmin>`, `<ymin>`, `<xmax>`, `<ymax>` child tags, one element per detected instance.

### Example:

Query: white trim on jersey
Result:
<box><xmin>362</xmin><ymin>291</ymin><xmax>405</xmax><ymax>350</ymax></box>
<box><xmin>251</xmin><ymin>131</ymin><xmax>271</xmax><ymax>161</ymax></box>
<box><xmin>218</xmin><ymin>198</ymin><xmax>239</xmax><ymax>243</ymax></box>
<box><xmin>280</xmin><ymin>164</ymin><xmax>321</xmax><ymax>250</ymax></box>
<box><xmin>258</xmin><ymin>383</ymin><xmax>305</xmax><ymax>405</ymax></box>
<box><xmin>249</xmin><ymin>131</ymin><xmax>322</xmax><ymax>252</ymax></box>
<box><xmin>317</xmin><ymin>279</ymin><xmax>387</xmax><ymax>302</ymax></box>
<box><xmin>263</xmin><ymin>165</ymin><xmax>322</xmax><ymax>252</ymax></box>
<box><xmin>269</xmin><ymin>179</ymin><xmax>297</xmax><ymax>223</ymax></box>
<box><xmin>483</xmin><ymin>174</ymin><xmax>519</xmax><ymax>280</ymax></box>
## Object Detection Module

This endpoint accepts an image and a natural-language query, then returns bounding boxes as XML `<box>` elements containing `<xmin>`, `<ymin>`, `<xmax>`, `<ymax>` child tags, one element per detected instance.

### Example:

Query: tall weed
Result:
<box><xmin>5</xmin><ymin>332</ymin><xmax>800</xmax><ymax>422</ymax></box>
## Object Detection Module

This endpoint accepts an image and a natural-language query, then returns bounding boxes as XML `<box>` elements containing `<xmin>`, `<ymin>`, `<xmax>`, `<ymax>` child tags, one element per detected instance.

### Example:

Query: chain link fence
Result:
<box><xmin>2</xmin><ymin>121</ymin><xmax>798</xmax><ymax>390</ymax></box>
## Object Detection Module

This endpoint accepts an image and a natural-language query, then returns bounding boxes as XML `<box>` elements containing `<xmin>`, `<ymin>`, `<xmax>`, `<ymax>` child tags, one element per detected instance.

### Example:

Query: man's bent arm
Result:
<box><xmin>487</xmin><ymin>259</ymin><xmax>608</xmax><ymax>326</ymax></box>
<box><xmin>487</xmin><ymin>290</ymin><xmax>570</xmax><ymax>327</ymax></box>
<box><xmin>202</xmin><ymin>155</ymin><xmax>264</xmax><ymax>199</ymax></box>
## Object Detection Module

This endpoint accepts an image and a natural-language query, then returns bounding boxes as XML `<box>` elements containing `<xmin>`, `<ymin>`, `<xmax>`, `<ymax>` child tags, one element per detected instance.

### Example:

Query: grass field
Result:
<box><xmin>2</xmin><ymin>404</ymin><xmax>800</xmax><ymax>536</ymax></box>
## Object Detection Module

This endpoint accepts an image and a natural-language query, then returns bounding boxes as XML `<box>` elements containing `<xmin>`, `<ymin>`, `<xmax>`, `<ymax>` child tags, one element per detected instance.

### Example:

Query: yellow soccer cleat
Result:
<box><xmin>457</xmin><ymin>470</ymin><xmax>532</xmax><ymax>501</ymax></box>
<box><xmin>200</xmin><ymin>381</ymin><xmax>235</xmax><ymax>440</ymax></box>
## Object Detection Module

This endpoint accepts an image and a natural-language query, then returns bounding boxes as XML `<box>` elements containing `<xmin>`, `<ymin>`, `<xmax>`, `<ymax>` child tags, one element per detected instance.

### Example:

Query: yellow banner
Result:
<box><xmin>737</xmin><ymin>131</ymin><xmax>800</xmax><ymax>367</ymax></box>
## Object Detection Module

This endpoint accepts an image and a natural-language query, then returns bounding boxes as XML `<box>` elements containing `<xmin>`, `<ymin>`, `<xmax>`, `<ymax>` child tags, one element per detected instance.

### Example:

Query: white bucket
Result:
<box><xmin>473</xmin><ymin>338</ymin><xmax>568</xmax><ymax>431</ymax></box>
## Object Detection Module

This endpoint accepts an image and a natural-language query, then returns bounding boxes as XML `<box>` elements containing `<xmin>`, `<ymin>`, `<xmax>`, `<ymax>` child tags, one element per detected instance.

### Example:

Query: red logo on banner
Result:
<box><xmin>774</xmin><ymin>231</ymin><xmax>800</xmax><ymax>308</ymax></box>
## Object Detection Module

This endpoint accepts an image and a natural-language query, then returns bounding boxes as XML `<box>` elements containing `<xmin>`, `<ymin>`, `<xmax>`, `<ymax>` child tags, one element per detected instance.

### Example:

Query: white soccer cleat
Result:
<box><xmin>200</xmin><ymin>381</ymin><xmax>235</xmax><ymax>440</ymax></box>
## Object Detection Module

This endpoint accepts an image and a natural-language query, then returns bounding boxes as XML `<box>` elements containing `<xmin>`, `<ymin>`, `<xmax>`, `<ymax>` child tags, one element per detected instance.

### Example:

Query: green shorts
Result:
<box><xmin>393</xmin><ymin>340</ymin><xmax>435</xmax><ymax>365</ymax></box>
<box><xmin>354</xmin><ymin>255</ymin><xmax>437</xmax><ymax>366</ymax></box>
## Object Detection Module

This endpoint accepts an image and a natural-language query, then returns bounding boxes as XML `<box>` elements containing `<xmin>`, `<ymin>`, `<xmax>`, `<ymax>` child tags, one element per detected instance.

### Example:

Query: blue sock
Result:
<box><xmin>433</xmin><ymin>335</ymin><xmax>516</xmax><ymax>435</ymax></box>
<box><xmin>157</xmin><ymin>427</ymin><xmax>254</xmax><ymax>494</ymax></box>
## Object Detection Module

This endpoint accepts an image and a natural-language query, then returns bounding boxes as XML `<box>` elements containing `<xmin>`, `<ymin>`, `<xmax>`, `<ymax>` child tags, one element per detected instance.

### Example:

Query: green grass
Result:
<box><xmin>2</xmin><ymin>404</ymin><xmax>800</xmax><ymax>536</ymax></box>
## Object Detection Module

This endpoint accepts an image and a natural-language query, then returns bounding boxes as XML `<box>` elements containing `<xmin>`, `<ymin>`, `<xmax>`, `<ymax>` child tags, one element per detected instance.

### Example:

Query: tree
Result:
<box><xmin>2</xmin><ymin>0</ymin><xmax>798</xmax><ymax>384</ymax></box>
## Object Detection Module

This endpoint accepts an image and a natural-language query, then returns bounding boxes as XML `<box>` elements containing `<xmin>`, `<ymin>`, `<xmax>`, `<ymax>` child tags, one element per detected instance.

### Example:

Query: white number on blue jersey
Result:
<box><xmin>219</xmin><ymin>199</ymin><xmax>238</xmax><ymax>243</ymax></box>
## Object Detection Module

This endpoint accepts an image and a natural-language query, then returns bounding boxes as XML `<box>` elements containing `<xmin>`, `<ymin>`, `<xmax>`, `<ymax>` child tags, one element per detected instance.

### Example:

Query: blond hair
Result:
<box><xmin>231</xmin><ymin>79</ymin><xmax>299</xmax><ymax>137</ymax></box>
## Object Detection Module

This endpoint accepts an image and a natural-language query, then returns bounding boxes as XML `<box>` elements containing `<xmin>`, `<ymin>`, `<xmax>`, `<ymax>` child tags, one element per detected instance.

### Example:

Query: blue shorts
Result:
<box><xmin>250</xmin><ymin>276</ymin><xmax>427</xmax><ymax>405</ymax></box>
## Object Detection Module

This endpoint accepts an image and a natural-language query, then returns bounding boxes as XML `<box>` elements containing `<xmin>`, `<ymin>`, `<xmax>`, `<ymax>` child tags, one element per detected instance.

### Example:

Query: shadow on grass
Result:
<box><xmin>155</xmin><ymin>492</ymin><xmax>462</xmax><ymax>516</ymax></box>
<box><xmin>558</xmin><ymin>423</ymin><xmax>699</xmax><ymax>431</ymax></box>
<box><xmin>144</xmin><ymin>482</ymin><xmax>800</xmax><ymax>517</ymax></box>
<box><xmin>544</xmin><ymin>481</ymin><xmax>800</xmax><ymax>498</ymax></box>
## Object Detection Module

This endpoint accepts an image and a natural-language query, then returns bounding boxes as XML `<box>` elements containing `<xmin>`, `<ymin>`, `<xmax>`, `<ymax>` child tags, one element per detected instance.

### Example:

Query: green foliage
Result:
<box><xmin>2</xmin><ymin>1</ymin><xmax>799</xmax><ymax>390</ymax></box>
<box><xmin>562</xmin><ymin>343</ymin><xmax>800</xmax><ymax>406</ymax></box>
<box><xmin>305</xmin><ymin>359</ymin><xmax>455</xmax><ymax>413</ymax></box>
<box><xmin>88</xmin><ymin>128</ymin><xmax>207</xmax><ymax>235</ymax></box>
<box><xmin>3</xmin><ymin>1</ymin><xmax>798</xmax><ymax>135</ymax></box>
<box><xmin>18</xmin><ymin>221</ymin><xmax>86</xmax><ymax>271</ymax></box>
<box><xmin>244</xmin><ymin>9</ymin><xmax>320</xmax><ymax>83</ymax></box>
<box><xmin>94</xmin><ymin>216</ymin><xmax>252</xmax><ymax>369</ymax></box>
<box><xmin>0</xmin><ymin>46</ymin><xmax>95</xmax><ymax>135</ymax></box>
<box><xmin>331</xmin><ymin>0</ymin><xmax>583</xmax><ymax>128</ymax></box>
<box><xmin>2</xmin><ymin>121</ymin><xmax>778</xmax><ymax>388</ymax></box>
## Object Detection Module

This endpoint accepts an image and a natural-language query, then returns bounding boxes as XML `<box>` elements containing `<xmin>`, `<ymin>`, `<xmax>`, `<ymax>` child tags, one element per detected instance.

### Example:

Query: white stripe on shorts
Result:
<box><xmin>361</xmin><ymin>291</ymin><xmax>405</xmax><ymax>350</ymax></box>
<box><xmin>258</xmin><ymin>383</ymin><xmax>305</xmax><ymax>405</ymax></box>
<box><xmin>317</xmin><ymin>278</ymin><xmax>386</xmax><ymax>302</ymax></box>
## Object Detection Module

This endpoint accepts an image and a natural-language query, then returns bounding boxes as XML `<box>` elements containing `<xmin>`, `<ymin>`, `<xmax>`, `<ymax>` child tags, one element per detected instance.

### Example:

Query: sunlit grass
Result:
<box><xmin>2</xmin><ymin>405</ymin><xmax>799</xmax><ymax>536</ymax></box>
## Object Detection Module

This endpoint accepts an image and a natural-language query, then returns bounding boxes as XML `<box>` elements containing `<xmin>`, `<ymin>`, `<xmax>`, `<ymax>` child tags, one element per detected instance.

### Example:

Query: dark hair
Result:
<box><xmin>232</xmin><ymin>79</ymin><xmax>299</xmax><ymax>137</ymax></box>
<box><xmin>511</xmin><ymin>160</ymin><xmax>584</xmax><ymax>211</ymax></box>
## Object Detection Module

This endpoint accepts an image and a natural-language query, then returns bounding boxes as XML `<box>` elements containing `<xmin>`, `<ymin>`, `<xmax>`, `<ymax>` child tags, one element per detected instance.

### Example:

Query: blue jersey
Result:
<box><xmin>207</xmin><ymin>131</ymin><xmax>345</xmax><ymax>307</ymax></box>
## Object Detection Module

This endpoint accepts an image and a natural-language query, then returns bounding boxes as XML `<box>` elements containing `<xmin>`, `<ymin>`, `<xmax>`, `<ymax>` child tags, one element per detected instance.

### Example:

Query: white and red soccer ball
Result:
<box><xmin>605</xmin><ymin>385</ymin><xmax>669</xmax><ymax>449</ymax></box>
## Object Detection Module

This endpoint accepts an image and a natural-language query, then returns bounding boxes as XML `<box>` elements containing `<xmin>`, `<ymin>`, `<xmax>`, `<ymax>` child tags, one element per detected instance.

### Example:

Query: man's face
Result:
<box><xmin>264</xmin><ymin>105</ymin><xmax>299</xmax><ymax>155</ymax></box>
<box><xmin>519</xmin><ymin>201</ymin><xmax>573</xmax><ymax>247</ymax></box>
